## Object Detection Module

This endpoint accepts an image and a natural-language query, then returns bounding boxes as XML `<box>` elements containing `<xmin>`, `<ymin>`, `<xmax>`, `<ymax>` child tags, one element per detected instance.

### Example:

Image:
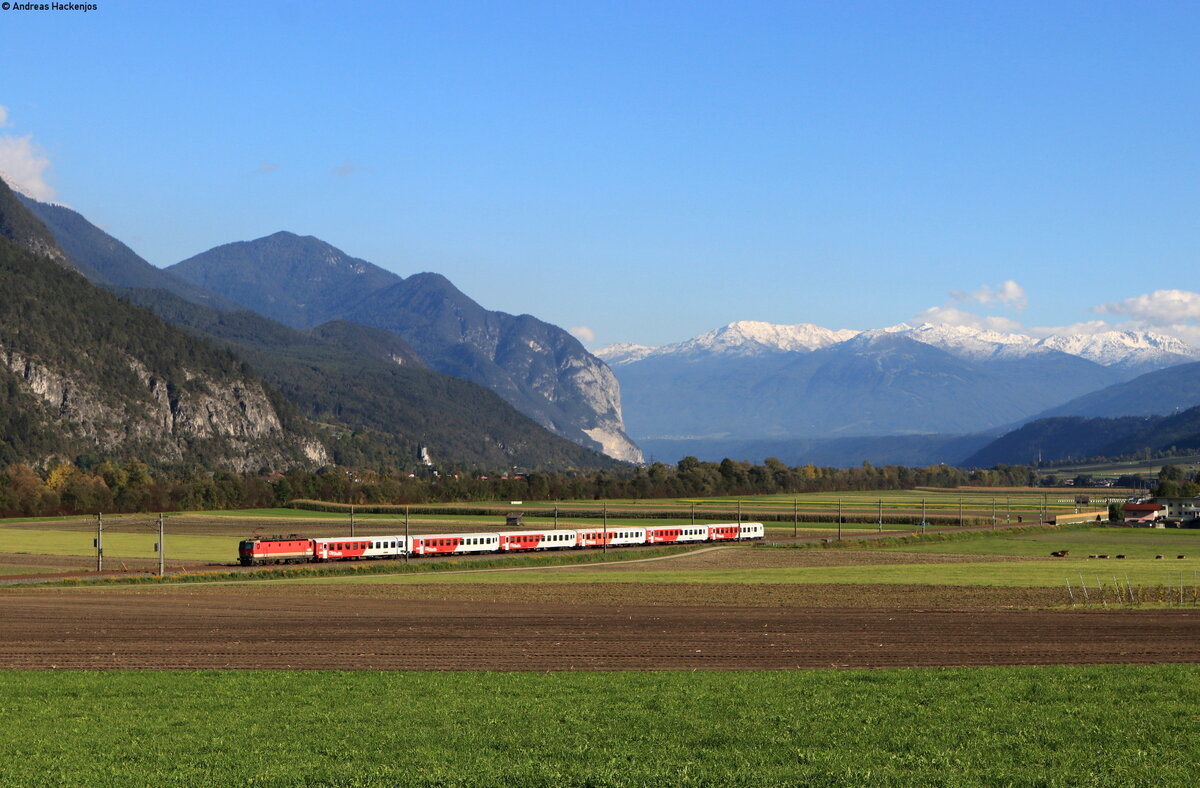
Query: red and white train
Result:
<box><xmin>238</xmin><ymin>522</ymin><xmax>765</xmax><ymax>566</ymax></box>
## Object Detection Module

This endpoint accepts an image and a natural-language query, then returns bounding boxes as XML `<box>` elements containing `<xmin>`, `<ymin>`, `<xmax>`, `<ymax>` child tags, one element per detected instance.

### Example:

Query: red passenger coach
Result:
<box><xmin>411</xmin><ymin>533</ymin><xmax>499</xmax><ymax>556</ymax></box>
<box><xmin>707</xmin><ymin>523</ymin><xmax>742</xmax><ymax>542</ymax></box>
<box><xmin>313</xmin><ymin>536</ymin><xmax>408</xmax><ymax>561</ymax></box>
<box><xmin>645</xmin><ymin>525</ymin><xmax>709</xmax><ymax>545</ymax></box>
<box><xmin>575</xmin><ymin>527</ymin><xmax>646</xmax><ymax>548</ymax></box>
<box><xmin>497</xmin><ymin>531</ymin><xmax>577</xmax><ymax>551</ymax></box>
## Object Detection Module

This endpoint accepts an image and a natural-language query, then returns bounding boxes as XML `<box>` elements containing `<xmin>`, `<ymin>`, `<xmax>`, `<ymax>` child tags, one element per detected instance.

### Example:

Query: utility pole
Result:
<box><xmin>878</xmin><ymin>499</ymin><xmax>883</xmax><ymax>533</ymax></box>
<box><xmin>737</xmin><ymin>499</ymin><xmax>742</xmax><ymax>523</ymax></box>
<box><xmin>837</xmin><ymin>498</ymin><xmax>843</xmax><ymax>541</ymax></box>
<box><xmin>959</xmin><ymin>497</ymin><xmax>963</xmax><ymax>528</ymax></box>
<box><xmin>793</xmin><ymin>498</ymin><xmax>798</xmax><ymax>538</ymax></box>
<box><xmin>992</xmin><ymin>498</ymin><xmax>997</xmax><ymax>529</ymax></box>
<box><xmin>603</xmin><ymin>504</ymin><xmax>608</xmax><ymax>554</ymax></box>
<box><xmin>156</xmin><ymin>513</ymin><xmax>165</xmax><ymax>577</ymax></box>
<box><xmin>691</xmin><ymin>502</ymin><xmax>695</xmax><ymax>526</ymax></box>
<box><xmin>554</xmin><ymin>505</ymin><xmax>559</xmax><ymax>530</ymax></box>
<box><xmin>95</xmin><ymin>512</ymin><xmax>103</xmax><ymax>572</ymax></box>
<box><xmin>404</xmin><ymin>506</ymin><xmax>410</xmax><ymax>565</ymax></box>
<box><xmin>350</xmin><ymin>505</ymin><xmax>355</xmax><ymax>538</ymax></box>
<box><xmin>921</xmin><ymin>499</ymin><xmax>926</xmax><ymax>535</ymax></box>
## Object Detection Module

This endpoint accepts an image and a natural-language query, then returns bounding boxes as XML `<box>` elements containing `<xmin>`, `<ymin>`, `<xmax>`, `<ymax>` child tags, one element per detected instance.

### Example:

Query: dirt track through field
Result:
<box><xmin>3</xmin><ymin>590</ymin><xmax>1198</xmax><ymax>670</ymax></box>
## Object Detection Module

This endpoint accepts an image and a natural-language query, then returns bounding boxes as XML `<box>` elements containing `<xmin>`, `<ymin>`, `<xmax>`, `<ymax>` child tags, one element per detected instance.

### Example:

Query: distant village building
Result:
<box><xmin>1150</xmin><ymin>497</ymin><xmax>1200</xmax><ymax>521</ymax></box>
<box><xmin>1123</xmin><ymin>502</ymin><xmax>1164</xmax><ymax>525</ymax></box>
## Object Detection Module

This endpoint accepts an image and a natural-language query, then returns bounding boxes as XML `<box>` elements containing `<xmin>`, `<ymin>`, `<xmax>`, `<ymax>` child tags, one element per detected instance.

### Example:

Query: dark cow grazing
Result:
<box><xmin>1050</xmin><ymin>550</ymin><xmax>1069</xmax><ymax>557</ymax></box>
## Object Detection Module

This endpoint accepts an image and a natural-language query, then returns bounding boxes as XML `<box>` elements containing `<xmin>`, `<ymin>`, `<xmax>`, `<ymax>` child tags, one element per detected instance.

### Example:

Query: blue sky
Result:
<box><xmin>2</xmin><ymin>1</ymin><xmax>1199</xmax><ymax>348</ymax></box>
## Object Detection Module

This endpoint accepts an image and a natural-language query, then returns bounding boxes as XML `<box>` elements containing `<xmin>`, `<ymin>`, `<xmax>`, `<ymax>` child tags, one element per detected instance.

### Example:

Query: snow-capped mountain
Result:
<box><xmin>595</xmin><ymin>342</ymin><xmax>659</xmax><ymax>367</ymax></box>
<box><xmin>869</xmin><ymin>323</ymin><xmax>1044</xmax><ymax>361</ymax></box>
<box><xmin>597</xmin><ymin>320</ymin><xmax>859</xmax><ymax>365</ymax></box>
<box><xmin>603</xmin><ymin>320</ymin><xmax>1199</xmax><ymax>371</ymax></box>
<box><xmin>602</xmin><ymin>319</ymin><xmax>1200</xmax><ymax>453</ymax></box>
<box><xmin>1035</xmin><ymin>330</ymin><xmax>1200</xmax><ymax>370</ymax></box>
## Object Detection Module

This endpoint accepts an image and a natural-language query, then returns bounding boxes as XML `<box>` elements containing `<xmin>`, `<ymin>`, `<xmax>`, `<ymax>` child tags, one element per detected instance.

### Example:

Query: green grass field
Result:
<box><xmin>882</xmin><ymin>526</ymin><xmax>1200</xmax><ymax>559</ymax></box>
<box><xmin>0</xmin><ymin>667</ymin><xmax>1195</xmax><ymax>787</ymax></box>
<box><xmin>0</xmin><ymin>528</ymin><xmax>232</xmax><ymax>562</ymax></box>
<box><xmin>271</xmin><ymin>555</ymin><xmax>1198</xmax><ymax>589</ymax></box>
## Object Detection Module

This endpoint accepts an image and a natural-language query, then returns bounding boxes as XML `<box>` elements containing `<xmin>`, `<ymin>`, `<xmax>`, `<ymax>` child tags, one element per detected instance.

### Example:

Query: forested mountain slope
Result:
<box><xmin>125</xmin><ymin>288</ymin><xmax>619</xmax><ymax>471</ymax></box>
<box><xmin>0</xmin><ymin>178</ymin><xmax>326</xmax><ymax>470</ymax></box>
<box><xmin>963</xmin><ymin>407</ymin><xmax>1200</xmax><ymax>467</ymax></box>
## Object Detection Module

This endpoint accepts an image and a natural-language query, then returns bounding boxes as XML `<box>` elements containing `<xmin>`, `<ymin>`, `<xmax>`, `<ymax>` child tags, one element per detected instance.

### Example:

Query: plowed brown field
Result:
<box><xmin>3</xmin><ymin>589</ymin><xmax>1198</xmax><ymax>670</ymax></box>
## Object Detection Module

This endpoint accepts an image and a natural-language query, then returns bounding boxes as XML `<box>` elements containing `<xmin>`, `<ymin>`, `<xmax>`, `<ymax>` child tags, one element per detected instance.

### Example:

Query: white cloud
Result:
<box><xmin>1095</xmin><ymin>289</ymin><xmax>1200</xmax><ymax>324</ymax></box>
<box><xmin>1156</xmin><ymin>324</ymin><xmax>1200</xmax><ymax>346</ymax></box>
<box><xmin>0</xmin><ymin>135</ymin><xmax>55</xmax><ymax>201</ymax></box>
<box><xmin>0</xmin><ymin>107</ymin><xmax>56</xmax><ymax>202</ymax></box>
<box><xmin>570</xmin><ymin>325</ymin><xmax>596</xmax><ymax>343</ymax></box>
<box><xmin>333</xmin><ymin>160</ymin><xmax>356</xmax><ymax>177</ymax></box>
<box><xmin>950</xmin><ymin>280</ymin><xmax>1027</xmax><ymax>311</ymax></box>
<box><xmin>913</xmin><ymin>305</ymin><xmax>1023</xmax><ymax>332</ymax></box>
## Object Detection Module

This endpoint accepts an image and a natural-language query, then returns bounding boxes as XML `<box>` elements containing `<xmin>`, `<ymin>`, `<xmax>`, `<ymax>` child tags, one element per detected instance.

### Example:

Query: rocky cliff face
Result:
<box><xmin>555</xmin><ymin>353</ymin><xmax>639</xmax><ymax>462</ymax></box>
<box><xmin>349</xmin><ymin>276</ymin><xmax>644</xmax><ymax>463</ymax></box>
<box><xmin>1</xmin><ymin>344</ymin><xmax>326</xmax><ymax>471</ymax></box>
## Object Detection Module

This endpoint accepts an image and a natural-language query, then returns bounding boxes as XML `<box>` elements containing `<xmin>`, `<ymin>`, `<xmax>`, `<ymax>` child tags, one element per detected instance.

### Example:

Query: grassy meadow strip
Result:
<box><xmin>760</xmin><ymin>521</ymin><xmax>1084</xmax><ymax>551</ymax></box>
<box><xmin>0</xmin><ymin>667</ymin><xmax>1195</xmax><ymax>787</ymax></box>
<box><xmin>880</xmin><ymin>526</ymin><xmax>1200</xmax><ymax>559</ymax></box>
<box><xmin>282</xmin><ymin>556</ymin><xmax>1200</xmax><ymax>589</ymax></box>
<box><xmin>0</xmin><ymin>528</ymin><xmax>232</xmax><ymax>562</ymax></box>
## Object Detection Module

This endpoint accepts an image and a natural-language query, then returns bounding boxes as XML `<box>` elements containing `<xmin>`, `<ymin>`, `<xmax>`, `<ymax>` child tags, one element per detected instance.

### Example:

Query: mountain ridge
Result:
<box><xmin>168</xmin><ymin>234</ymin><xmax>643</xmax><ymax>462</ymax></box>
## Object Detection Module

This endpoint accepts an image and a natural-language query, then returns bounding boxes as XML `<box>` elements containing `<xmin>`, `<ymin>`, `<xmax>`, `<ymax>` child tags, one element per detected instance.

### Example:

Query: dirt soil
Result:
<box><xmin>179</xmin><ymin>580</ymin><xmax>1070</xmax><ymax>609</ymax></box>
<box><xmin>578</xmin><ymin>548</ymin><xmax>1042</xmax><ymax>571</ymax></box>
<box><xmin>3</xmin><ymin>588</ymin><xmax>1197</xmax><ymax>670</ymax></box>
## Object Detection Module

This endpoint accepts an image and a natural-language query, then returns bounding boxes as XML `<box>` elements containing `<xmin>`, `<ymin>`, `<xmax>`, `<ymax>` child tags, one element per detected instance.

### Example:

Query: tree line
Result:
<box><xmin>0</xmin><ymin>457</ymin><xmax>1045</xmax><ymax>518</ymax></box>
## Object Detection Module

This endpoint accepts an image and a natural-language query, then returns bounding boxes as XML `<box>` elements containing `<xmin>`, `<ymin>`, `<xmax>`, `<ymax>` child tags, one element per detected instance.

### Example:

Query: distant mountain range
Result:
<box><xmin>602</xmin><ymin>320</ymin><xmax>1199</xmax><ymax>373</ymax></box>
<box><xmin>599</xmin><ymin>320</ymin><xmax>1200</xmax><ymax>466</ymax></box>
<box><xmin>14</xmin><ymin>172</ymin><xmax>1200</xmax><ymax>473</ymax></box>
